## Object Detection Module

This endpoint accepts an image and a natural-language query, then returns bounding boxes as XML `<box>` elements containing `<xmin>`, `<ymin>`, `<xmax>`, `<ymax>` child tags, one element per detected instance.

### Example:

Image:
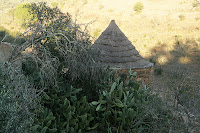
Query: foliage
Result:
<box><xmin>31</xmin><ymin>86</ymin><xmax>98</xmax><ymax>133</ymax></box>
<box><xmin>133</xmin><ymin>2</ymin><xmax>144</xmax><ymax>13</ymax></box>
<box><xmin>93</xmin><ymin>28</ymin><xmax>101</xmax><ymax>38</ymax></box>
<box><xmin>0</xmin><ymin>63</ymin><xmax>38</xmax><ymax>133</ymax></box>
<box><xmin>1</xmin><ymin>2</ymin><xmax>176</xmax><ymax>133</ymax></box>
<box><xmin>91</xmin><ymin>70</ymin><xmax>170</xmax><ymax>132</ymax></box>
<box><xmin>14</xmin><ymin>3</ymin><xmax>38</xmax><ymax>26</ymax></box>
<box><xmin>179</xmin><ymin>14</ymin><xmax>185</xmax><ymax>21</ymax></box>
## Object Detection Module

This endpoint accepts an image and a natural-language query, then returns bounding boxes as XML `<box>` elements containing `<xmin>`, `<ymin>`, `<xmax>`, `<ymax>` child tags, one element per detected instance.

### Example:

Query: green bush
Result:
<box><xmin>31</xmin><ymin>86</ymin><xmax>98</xmax><ymax>133</ymax></box>
<box><xmin>91</xmin><ymin>70</ymin><xmax>170</xmax><ymax>132</ymax></box>
<box><xmin>133</xmin><ymin>2</ymin><xmax>144</xmax><ymax>13</ymax></box>
<box><xmin>93</xmin><ymin>28</ymin><xmax>101</xmax><ymax>38</ymax></box>
<box><xmin>0</xmin><ymin>63</ymin><xmax>37</xmax><ymax>133</ymax></box>
<box><xmin>14</xmin><ymin>3</ymin><xmax>38</xmax><ymax>26</ymax></box>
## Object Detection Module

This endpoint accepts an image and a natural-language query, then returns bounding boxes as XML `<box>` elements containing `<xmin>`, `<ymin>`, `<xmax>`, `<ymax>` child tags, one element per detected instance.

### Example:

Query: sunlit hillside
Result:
<box><xmin>1</xmin><ymin>0</ymin><xmax>200</xmax><ymax>86</ymax></box>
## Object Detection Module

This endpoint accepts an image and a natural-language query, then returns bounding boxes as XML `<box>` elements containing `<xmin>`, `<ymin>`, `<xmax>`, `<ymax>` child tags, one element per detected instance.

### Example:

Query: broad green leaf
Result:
<box><xmin>87</xmin><ymin>123</ymin><xmax>99</xmax><ymax>130</ymax></box>
<box><xmin>46</xmin><ymin>120</ymin><xmax>52</xmax><ymax>127</ymax></box>
<box><xmin>88</xmin><ymin>117</ymin><xmax>94</xmax><ymax>121</ymax></box>
<box><xmin>115</xmin><ymin>77</ymin><xmax>120</xmax><ymax>84</ymax></box>
<box><xmin>119</xmin><ymin>86</ymin><xmax>123</xmax><ymax>99</ymax></box>
<box><xmin>118</xmin><ymin>81</ymin><xmax>123</xmax><ymax>90</ymax></box>
<box><xmin>64</xmin><ymin>98</ymin><xmax>68</xmax><ymax>106</ymax></box>
<box><xmin>100</xmin><ymin>100</ymin><xmax>107</xmax><ymax>104</ymax></box>
<box><xmin>72</xmin><ymin>88</ymin><xmax>82</xmax><ymax>94</ymax></box>
<box><xmin>41</xmin><ymin>127</ymin><xmax>48</xmax><ymax>133</ymax></box>
<box><xmin>43</xmin><ymin>92</ymin><xmax>50</xmax><ymax>100</ymax></box>
<box><xmin>91</xmin><ymin>101</ymin><xmax>99</xmax><ymax>105</ymax></box>
<box><xmin>49</xmin><ymin>128</ymin><xmax>57</xmax><ymax>133</ymax></box>
<box><xmin>103</xmin><ymin>91</ymin><xmax>106</xmax><ymax>96</ymax></box>
<box><xmin>46</xmin><ymin>112</ymin><xmax>55</xmax><ymax>121</ymax></box>
<box><xmin>115</xmin><ymin>102</ymin><xmax>124</xmax><ymax>108</ymax></box>
<box><xmin>31</xmin><ymin>125</ymin><xmax>40</xmax><ymax>131</ymax></box>
<box><xmin>101</xmin><ymin>107</ymin><xmax>106</xmax><ymax>111</ymax></box>
<box><xmin>96</xmin><ymin>104</ymin><xmax>101</xmax><ymax>111</ymax></box>
<box><xmin>111</xmin><ymin>82</ymin><xmax>117</xmax><ymax>92</ymax></box>
<box><xmin>115</xmin><ymin>98</ymin><xmax>122</xmax><ymax>104</ymax></box>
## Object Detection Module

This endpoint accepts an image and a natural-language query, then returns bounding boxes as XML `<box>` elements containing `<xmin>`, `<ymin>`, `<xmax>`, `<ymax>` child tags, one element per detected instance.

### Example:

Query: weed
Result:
<box><xmin>179</xmin><ymin>14</ymin><xmax>185</xmax><ymax>21</ymax></box>
<box><xmin>154</xmin><ymin>66</ymin><xmax>163</xmax><ymax>75</ymax></box>
<box><xmin>149</xmin><ymin>57</ymin><xmax>157</xmax><ymax>65</ymax></box>
<box><xmin>93</xmin><ymin>28</ymin><xmax>101</xmax><ymax>37</ymax></box>
<box><xmin>133</xmin><ymin>2</ymin><xmax>144</xmax><ymax>13</ymax></box>
<box><xmin>195</xmin><ymin>17</ymin><xmax>200</xmax><ymax>21</ymax></box>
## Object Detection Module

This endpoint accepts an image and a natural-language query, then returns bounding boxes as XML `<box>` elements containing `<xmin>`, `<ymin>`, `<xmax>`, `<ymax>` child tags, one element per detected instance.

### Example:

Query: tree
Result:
<box><xmin>14</xmin><ymin>3</ymin><xmax>38</xmax><ymax>26</ymax></box>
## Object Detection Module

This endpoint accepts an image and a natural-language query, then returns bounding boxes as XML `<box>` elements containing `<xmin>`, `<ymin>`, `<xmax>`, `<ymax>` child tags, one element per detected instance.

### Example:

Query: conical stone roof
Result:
<box><xmin>91</xmin><ymin>20</ymin><xmax>153</xmax><ymax>69</ymax></box>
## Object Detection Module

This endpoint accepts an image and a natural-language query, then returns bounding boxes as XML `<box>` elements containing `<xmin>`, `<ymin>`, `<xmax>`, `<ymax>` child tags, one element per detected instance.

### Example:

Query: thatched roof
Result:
<box><xmin>91</xmin><ymin>20</ymin><xmax>153</xmax><ymax>69</ymax></box>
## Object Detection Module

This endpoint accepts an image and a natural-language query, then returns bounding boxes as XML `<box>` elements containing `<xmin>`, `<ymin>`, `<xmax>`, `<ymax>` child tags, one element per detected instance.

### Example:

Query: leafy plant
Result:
<box><xmin>133</xmin><ymin>2</ymin><xmax>144</xmax><ymax>13</ymax></box>
<box><xmin>32</xmin><ymin>86</ymin><xmax>98</xmax><ymax>133</ymax></box>
<box><xmin>93</xmin><ymin>28</ymin><xmax>101</xmax><ymax>38</ymax></box>
<box><xmin>0</xmin><ymin>63</ymin><xmax>37</xmax><ymax>133</ymax></box>
<box><xmin>91</xmin><ymin>70</ymin><xmax>170</xmax><ymax>132</ymax></box>
<box><xmin>14</xmin><ymin>3</ymin><xmax>38</xmax><ymax>26</ymax></box>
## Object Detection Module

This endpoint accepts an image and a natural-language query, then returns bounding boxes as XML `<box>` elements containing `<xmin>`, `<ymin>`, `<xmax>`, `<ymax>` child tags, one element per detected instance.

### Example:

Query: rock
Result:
<box><xmin>0</xmin><ymin>42</ymin><xmax>13</xmax><ymax>62</ymax></box>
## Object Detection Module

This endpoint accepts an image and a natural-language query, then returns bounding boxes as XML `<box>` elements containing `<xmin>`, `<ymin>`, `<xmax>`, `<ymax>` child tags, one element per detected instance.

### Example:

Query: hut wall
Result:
<box><xmin>115</xmin><ymin>67</ymin><xmax>154</xmax><ymax>86</ymax></box>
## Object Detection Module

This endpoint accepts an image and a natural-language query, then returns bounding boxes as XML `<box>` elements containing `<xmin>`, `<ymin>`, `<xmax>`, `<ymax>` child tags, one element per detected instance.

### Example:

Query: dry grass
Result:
<box><xmin>1</xmin><ymin>0</ymin><xmax>200</xmax><ymax>84</ymax></box>
<box><xmin>1</xmin><ymin>0</ymin><xmax>200</xmax><ymax>81</ymax></box>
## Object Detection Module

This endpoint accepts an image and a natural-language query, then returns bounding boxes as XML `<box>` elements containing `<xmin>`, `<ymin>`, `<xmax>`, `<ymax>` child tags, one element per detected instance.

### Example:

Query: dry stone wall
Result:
<box><xmin>115</xmin><ymin>67</ymin><xmax>154</xmax><ymax>86</ymax></box>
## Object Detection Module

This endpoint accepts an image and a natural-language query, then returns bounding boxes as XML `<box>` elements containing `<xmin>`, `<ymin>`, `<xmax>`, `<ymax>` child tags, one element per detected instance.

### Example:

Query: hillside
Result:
<box><xmin>1</xmin><ymin>0</ymin><xmax>200</xmax><ymax>132</ymax></box>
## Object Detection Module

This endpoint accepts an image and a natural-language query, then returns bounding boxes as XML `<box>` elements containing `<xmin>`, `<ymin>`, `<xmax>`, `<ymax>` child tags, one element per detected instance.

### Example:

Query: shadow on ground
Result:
<box><xmin>0</xmin><ymin>26</ymin><xmax>25</xmax><ymax>44</ymax></box>
<box><xmin>148</xmin><ymin>37</ymin><xmax>200</xmax><ymax>131</ymax></box>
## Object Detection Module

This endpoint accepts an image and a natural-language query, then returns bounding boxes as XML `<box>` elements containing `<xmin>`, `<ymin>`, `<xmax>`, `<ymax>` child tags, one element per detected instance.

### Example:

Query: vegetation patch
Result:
<box><xmin>133</xmin><ymin>2</ymin><xmax>144</xmax><ymax>13</ymax></box>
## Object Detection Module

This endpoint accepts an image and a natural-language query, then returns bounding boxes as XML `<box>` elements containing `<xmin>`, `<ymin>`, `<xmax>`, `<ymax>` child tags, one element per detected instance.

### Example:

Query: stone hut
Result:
<box><xmin>91</xmin><ymin>20</ymin><xmax>154</xmax><ymax>85</ymax></box>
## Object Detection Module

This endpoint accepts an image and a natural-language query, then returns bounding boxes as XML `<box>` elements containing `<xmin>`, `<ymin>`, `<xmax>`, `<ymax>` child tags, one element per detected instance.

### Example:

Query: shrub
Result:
<box><xmin>93</xmin><ymin>28</ymin><xmax>101</xmax><ymax>38</ymax></box>
<box><xmin>195</xmin><ymin>17</ymin><xmax>200</xmax><ymax>21</ymax></box>
<box><xmin>179</xmin><ymin>14</ymin><xmax>185</xmax><ymax>21</ymax></box>
<box><xmin>0</xmin><ymin>63</ymin><xmax>38</xmax><ymax>133</ymax></box>
<box><xmin>154</xmin><ymin>66</ymin><xmax>163</xmax><ymax>75</ymax></box>
<box><xmin>31</xmin><ymin>86</ymin><xmax>98</xmax><ymax>133</ymax></box>
<box><xmin>14</xmin><ymin>3</ymin><xmax>38</xmax><ymax>26</ymax></box>
<box><xmin>166</xmin><ymin>71</ymin><xmax>200</xmax><ymax>132</ymax></box>
<box><xmin>133</xmin><ymin>2</ymin><xmax>144</xmax><ymax>13</ymax></box>
<box><xmin>91</xmin><ymin>70</ymin><xmax>170</xmax><ymax>132</ymax></box>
